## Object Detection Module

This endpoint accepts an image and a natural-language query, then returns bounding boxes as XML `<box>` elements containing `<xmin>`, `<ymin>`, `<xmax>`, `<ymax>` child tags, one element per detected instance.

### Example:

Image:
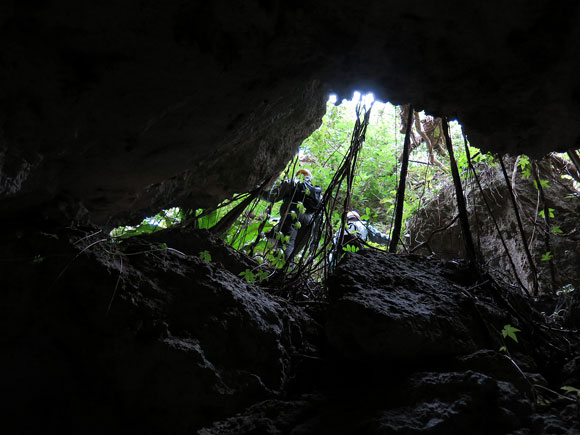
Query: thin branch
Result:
<box><xmin>410</xmin><ymin>214</ymin><xmax>459</xmax><ymax>254</ymax></box>
<box><xmin>414</xmin><ymin>111</ymin><xmax>448</xmax><ymax>173</ymax></box>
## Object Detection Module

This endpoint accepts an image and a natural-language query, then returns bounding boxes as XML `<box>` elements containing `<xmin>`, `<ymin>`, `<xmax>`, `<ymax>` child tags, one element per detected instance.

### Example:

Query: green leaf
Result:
<box><xmin>199</xmin><ymin>250</ymin><xmax>212</xmax><ymax>262</ymax></box>
<box><xmin>256</xmin><ymin>270</ymin><xmax>269</xmax><ymax>282</ymax></box>
<box><xmin>541</xmin><ymin>251</ymin><xmax>552</xmax><ymax>262</ymax></box>
<box><xmin>239</xmin><ymin>268</ymin><xmax>255</xmax><ymax>283</ymax></box>
<box><xmin>539</xmin><ymin>209</ymin><xmax>555</xmax><ymax>219</ymax></box>
<box><xmin>499</xmin><ymin>346</ymin><xmax>507</xmax><ymax>353</ymax></box>
<box><xmin>533</xmin><ymin>179</ymin><xmax>549</xmax><ymax>190</ymax></box>
<box><xmin>551</xmin><ymin>226</ymin><xmax>563</xmax><ymax>235</ymax></box>
<box><xmin>522</xmin><ymin>168</ymin><xmax>531</xmax><ymax>179</ymax></box>
<box><xmin>342</xmin><ymin>244</ymin><xmax>360</xmax><ymax>253</ymax></box>
<box><xmin>561</xmin><ymin>386</ymin><xmax>580</xmax><ymax>394</ymax></box>
<box><xmin>501</xmin><ymin>324</ymin><xmax>520</xmax><ymax>343</ymax></box>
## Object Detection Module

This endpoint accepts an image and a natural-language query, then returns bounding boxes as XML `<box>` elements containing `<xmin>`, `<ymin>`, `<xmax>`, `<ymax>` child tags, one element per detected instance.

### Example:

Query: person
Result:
<box><xmin>342</xmin><ymin>210</ymin><xmax>390</xmax><ymax>247</ymax></box>
<box><xmin>260</xmin><ymin>168</ymin><xmax>322</xmax><ymax>260</ymax></box>
<box><xmin>332</xmin><ymin>210</ymin><xmax>390</xmax><ymax>261</ymax></box>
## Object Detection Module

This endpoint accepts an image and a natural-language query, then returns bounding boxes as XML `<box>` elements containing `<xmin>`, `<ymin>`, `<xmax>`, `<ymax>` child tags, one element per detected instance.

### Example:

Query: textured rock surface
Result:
<box><xmin>325</xmin><ymin>251</ymin><xmax>485</xmax><ymax>361</ymax></box>
<box><xmin>2</xmin><ymin>227</ymin><xmax>320</xmax><ymax>433</ymax></box>
<box><xmin>407</xmin><ymin>157</ymin><xmax>580</xmax><ymax>295</ymax></box>
<box><xmin>2</xmin><ymin>2</ymin><xmax>580</xmax><ymax>225</ymax></box>
<box><xmin>197</xmin><ymin>251</ymin><xmax>578</xmax><ymax>434</ymax></box>
<box><xmin>3</xmin><ymin>226</ymin><xmax>578</xmax><ymax>434</ymax></box>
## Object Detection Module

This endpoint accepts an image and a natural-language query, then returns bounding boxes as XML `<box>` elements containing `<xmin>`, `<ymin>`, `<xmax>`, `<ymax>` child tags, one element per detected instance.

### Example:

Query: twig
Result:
<box><xmin>51</xmin><ymin>238</ymin><xmax>108</xmax><ymax>289</ymax></box>
<box><xmin>106</xmin><ymin>255</ymin><xmax>123</xmax><ymax>317</ymax></box>
<box><xmin>73</xmin><ymin>229</ymin><xmax>103</xmax><ymax>245</ymax></box>
<box><xmin>410</xmin><ymin>214</ymin><xmax>459</xmax><ymax>254</ymax></box>
<box><xmin>413</xmin><ymin>111</ymin><xmax>448</xmax><ymax>173</ymax></box>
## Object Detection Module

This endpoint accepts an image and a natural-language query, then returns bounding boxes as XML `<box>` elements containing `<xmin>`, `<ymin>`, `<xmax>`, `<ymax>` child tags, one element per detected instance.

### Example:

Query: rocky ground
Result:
<box><xmin>3</xmin><ymin>225</ymin><xmax>580</xmax><ymax>434</ymax></box>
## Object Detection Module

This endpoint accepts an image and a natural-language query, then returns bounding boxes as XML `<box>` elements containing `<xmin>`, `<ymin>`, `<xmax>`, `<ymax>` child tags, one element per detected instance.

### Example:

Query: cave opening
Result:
<box><xmin>106</xmin><ymin>90</ymin><xmax>580</xmax><ymax>300</ymax></box>
<box><xmin>5</xmin><ymin>2</ymin><xmax>580</xmax><ymax>431</ymax></box>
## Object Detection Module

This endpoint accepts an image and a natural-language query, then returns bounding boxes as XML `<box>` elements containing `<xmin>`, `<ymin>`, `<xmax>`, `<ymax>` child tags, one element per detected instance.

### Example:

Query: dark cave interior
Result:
<box><xmin>2</xmin><ymin>1</ymin><xmax>580</xmax><ymax>434</ymax></box>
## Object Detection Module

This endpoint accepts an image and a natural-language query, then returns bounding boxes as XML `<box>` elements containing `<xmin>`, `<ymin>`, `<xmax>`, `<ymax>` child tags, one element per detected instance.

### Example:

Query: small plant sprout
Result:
<box><xmin>538</xmin><ymin>208</ymin><xmax>555</xmax><ymax>219</ymax></box>
<box><xmin>343</xmin><ymin>244</ymin><xmax>360</xmax><ymax>253</ymax></box>
<box><xmin>239</xmin><ymin>268</ymin><xmax>269</xmax><ymax>284</ymax></box>
<box><xmin>541</xmin><ymin>251</ymin><xmax>553</xmax><ymax>262</ymax></box>
<box><xmin>499</xmin><ymin>324</ymin><xmax>520</xmax><ymax>353</ymax></box>
<box><xmin>533</xmin><ymin>178</ymin><xmax>550</xmax><ymax>190</ymax></box>
<box><xmin>502</xmin><ymin>324</ymin><xmax>521</xmax><ymax>343</ymax></box>
<box><xmin>199</xmin><ymin>250</ymin><xmax>212</xmax><ymax>263</ymax></box>
<box><xmin>239</xmin><ymin>269</ymin><xmax>256</xmax><ymax>284</ymax></box>
<box><xmin>255</xmin><ymin>270</ymin><xmax>269</xmax><ymax>282</ymax></box>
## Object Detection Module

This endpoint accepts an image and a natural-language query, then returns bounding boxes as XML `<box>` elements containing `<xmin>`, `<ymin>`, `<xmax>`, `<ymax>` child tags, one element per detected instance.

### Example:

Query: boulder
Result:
<box><xmin>325</xmin><ymin>251</ymin><xmax>487</xmax><ymax>362</ymax></box>
<box><xmin>1</xmin><ymin>227</ymin><xmax>320</xmax><ymax>433</ymax></box>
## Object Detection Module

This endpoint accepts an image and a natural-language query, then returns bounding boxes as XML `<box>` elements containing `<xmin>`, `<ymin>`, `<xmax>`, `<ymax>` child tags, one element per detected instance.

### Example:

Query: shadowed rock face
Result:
<box><xmin>1</xmin><ymin>1</ymin><xmax>580</xmax><ymax>225</ymax></box>
<box><xmin>6</xmin><ymin>227</ymin><xmax>577</xmax><ymax>434</ymax></box>
<box><xmin>407</xmin><ymin>157</ymin><xmax>580</xmax><ymax>295</ymax></box>
<box><xmin>2</xmin><ymin>227</ymin><xmax>321</xmax><ymax>433</ymax></box>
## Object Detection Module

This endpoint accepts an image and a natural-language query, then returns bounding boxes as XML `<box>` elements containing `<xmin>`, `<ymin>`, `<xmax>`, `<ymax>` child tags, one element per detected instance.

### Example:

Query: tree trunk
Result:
<box><xmin>389</xmin><ymin>105</ymin><xmax>413</xmax><ymax>253</ymax></box>
<box><xmin>442</xmin><ymin>118</ymin><xmax>476</xmax><ymax>266</ymax></box>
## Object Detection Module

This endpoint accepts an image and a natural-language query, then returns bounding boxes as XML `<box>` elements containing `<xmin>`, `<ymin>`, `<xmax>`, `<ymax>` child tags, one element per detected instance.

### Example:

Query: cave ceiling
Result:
<box><xmin>1</xmin><ymin>1</ymin><xmax>579</xmax><ymax>226</ymax></box>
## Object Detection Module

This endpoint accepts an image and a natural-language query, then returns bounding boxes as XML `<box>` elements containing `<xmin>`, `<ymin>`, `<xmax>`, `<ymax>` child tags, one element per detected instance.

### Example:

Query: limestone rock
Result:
<box><xmin>2</xmin><ymin>2</ymin><xmax>580</xmax><ymax>225</ymax></box>
<box><xmin>325</xmin><ymin>251</ymin><xmax>484</xmax><ymax>361</ymax></box>
<box><xmin>2</xmin><ymin>227</ymin><xmax>319</xmax><ymax>433</ymax></box>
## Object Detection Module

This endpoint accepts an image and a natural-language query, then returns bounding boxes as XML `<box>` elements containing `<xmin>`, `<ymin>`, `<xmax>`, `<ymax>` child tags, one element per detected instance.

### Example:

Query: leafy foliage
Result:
<box><xmin>343</xmin><ymin>244</ymin><xmax>360</xmax><ymax>253</ymax></box>
<box><xmin>502</xmin><ymin>324</ymin><xmax>521</xmax><ymax>343</ymax></box>
<box><xmin>110</xmin><ymin>207</ymin><xmax>185</xmax><ymax>239</ymax></box>
<box><xmin>299</xmin><ymin>97</ymin><xmax>474</xmax><ymax>235</ymax></box>
<box><xmin>539</xmin><ymin>208</ymin><xmax>555</xmax><ymax>219</ymax></box>
<box><xmin>199</xmin><ymin>250</ymin><xmax>212</xmax><ymax>262</ymax></box>
<box><xmin>109</xmin><ymin>94</ymin><xmax>499</xmax><ymax>282</ymax></box>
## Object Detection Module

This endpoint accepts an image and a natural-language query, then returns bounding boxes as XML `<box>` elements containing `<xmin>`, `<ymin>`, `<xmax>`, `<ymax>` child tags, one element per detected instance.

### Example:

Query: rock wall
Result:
<box><xmin>200</xmin><ymin>250</ymin><xmax>578</xmax><ymax>434</ymax></box>
<box><xmin>2</xmin><ymin>2</ymin><xmax>580</xmax><ymax>226</ymax></box>
<box><xmin>2</xmin><ymin>227</ymin><xmax>320</xmax><ymax>433</ymax></box>
<box><xmin>4</xmin><ymin>228</ymin><xmax>578</xmax><ymax>434</ymax></box>
<box><xmin>407</xmin><ymin>157</ymin><xmax>580</xmax><ymax>295</ymax></box>
<box><xmin>2</xmin><ymin>3</ymin><xmax>580</xmax><ymax>433</ymax></box>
